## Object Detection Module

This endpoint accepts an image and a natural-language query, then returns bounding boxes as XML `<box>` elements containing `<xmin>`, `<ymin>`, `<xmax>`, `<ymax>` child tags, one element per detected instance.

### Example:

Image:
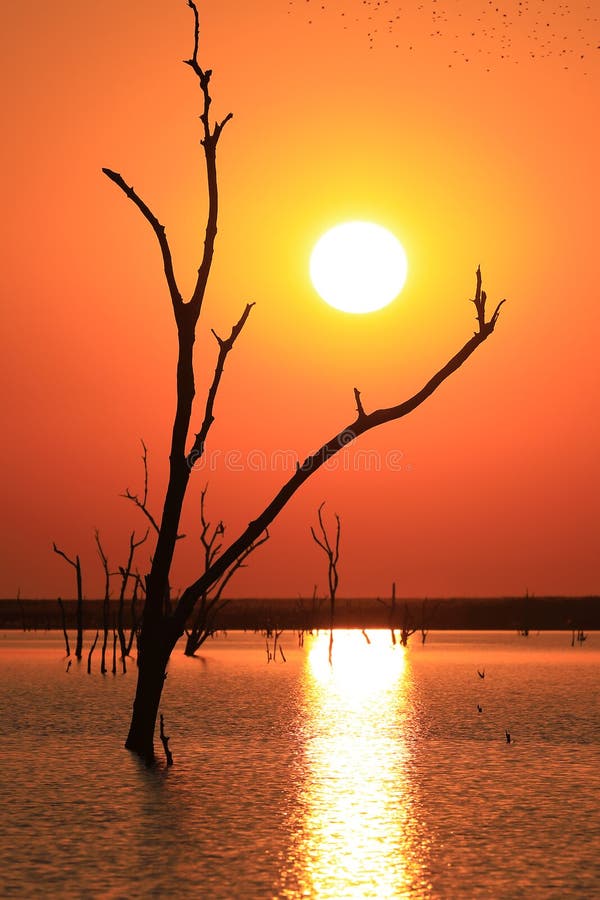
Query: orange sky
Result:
<box><xmin>1</xmin><ymin>1</ymin><xmax>598</xmax><ymax>601</ymax></box>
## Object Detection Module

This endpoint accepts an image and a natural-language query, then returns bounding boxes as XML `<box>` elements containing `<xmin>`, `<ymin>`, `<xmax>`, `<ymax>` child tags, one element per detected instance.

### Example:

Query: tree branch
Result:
<box><xmin>211</xmin><ymin>529</ymin><xmax>270</xmax><ymax>604</ymax></box>
<box><xmin>183</xmin><ymin>0</ymin><xmax>233</xmax><ymax>314</ymax></box>
<box><xmin>101</xmin><ymin>168</ymin><xmax>183</xmax><ymax>314</ymax></box>
<box><xmin>52</xmin><ymin>543</ymin><xmax>78</xmax><ymax>570</ymax></box>
<box><xmin>187</xmin><ymin>303</ymin><xmax>254</xmax><ymax>468</ymax></box>
<box><xmin>199</xmin><ymin>484</ymin><xmax>224</xmax><ymax>569</ymax></box>
<box><xmin>123</xmin><ymin>440</ymin><xmax>185</xmax><ymax>539</ymax></box>
<box><xmin>354</xmin><ymin>387</ymin><xmax>367</xmax><ymax>421</ymax></box>
<box><xmin>119</xmin><ymin>530</ymin><xmax>150</xmax><ymax>603</ymax></box>
<box><xmin>94</xmin><ymin>530</ymin><xmax>112</xmax><ymax>602</ymax></box>
<box><xmin>174</xmin><ymin>268</ymin><xmax>505</xmax><ymax>627</ymax></box>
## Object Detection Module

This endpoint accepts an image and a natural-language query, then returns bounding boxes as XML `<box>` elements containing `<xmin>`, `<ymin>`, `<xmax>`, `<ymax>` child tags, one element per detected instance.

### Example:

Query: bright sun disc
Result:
<box><xmin>310</xmin><ymin>221</ymin><xmax>408</xmax><ymax>314</ymax></box>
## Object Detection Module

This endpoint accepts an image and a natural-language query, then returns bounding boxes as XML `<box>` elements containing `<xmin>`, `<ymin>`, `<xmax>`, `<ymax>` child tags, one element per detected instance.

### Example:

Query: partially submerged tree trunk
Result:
<box><xmin>117</xmin><ymin>531</ymin><xmax>148</xmax><ymax>673</ymax></box>
<box><xmin>378</xmin><ymin>581</ymin><xmax>399</xmax><ymax>645</ymax></box>
<box><xmin>311</xmin><ymin>504</ymin><xmax>341</xmax><ymax>665</ymax></box>
<box><xmin>57</xmin><ymin>597</ymin><xmax>71</xmax><ymax>657</ymax></box>
<box><xmin>52</xmin><ymin>545</ymin><xmax>83</xmax><ymax>661</ymax></box>
<box><xmin>104</xmin><ymin>2</ymin><xmax>505</xmax><ymax>764</ymax></box>
<box><xmin>95</xmin><ymin>531</ymin><xmax>111</xmax><ymax>675</ymax></box>
<box><xmin>87</xmin><ymin>630</ymin><xmax>99</xmax><ymax>674</ymax></box>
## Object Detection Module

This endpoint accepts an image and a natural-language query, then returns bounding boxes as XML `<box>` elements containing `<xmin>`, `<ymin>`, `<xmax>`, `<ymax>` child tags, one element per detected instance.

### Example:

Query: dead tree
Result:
<box><xmin>123</xmin><ymin>441</ymin><xmax>181</xmax><ymax>612</ymax></box>
<box><xmin>52</xmin><ymin>544</ymin><xmax>84</xmax><ymax>661</ymax></box>
<box><xmin>379</xmin><ymin>583</ymin><xmax>417</xmax><ymax>646</ymax></box>
<box><xmin>17</xmin><ymin>588</ymin><xmax>27</xmax><ymax>632</ymax></box>
<box><xmin>95</xmin><ymin>531</ymin><xmax>112</xmax><ymax>675</ymax></box>
<box><xmin>57</xmin><ymin>598</ymin><xmax>71</xmax><ymax>657</ymax></box>
<box><xmin>519</xmin><ymin>589</ymin><xmax>531</xmax><ymax>637</ymax></box>
<box><xmin>399</xmin><ymin>602</ymin><xmax>417</xmax><ymax>648</ymax></box>
<box><xmin>311</xmin><ymin>503</ymin><xmax>341</xmax><ymax>665</ymax></box>
<box><xmin>185</xmin><ymin>485</ymin><xmax>268</xmax><ymax>656</ymax></box>
<box><xmin>87</xmin><ymin>630</ymin><xmax>99</xmax><ymax>674</ymax></box>
<box><xmin>420</xmin><ymin>598</ymin><xmax>440</xmax><ymax>644</ymax></box>
<box><xmin>103</xmin><ymin>1</ymin><xmax>505</xmax><ymax>763</ymax></box>
<box><xmin>117</xmin><ymin>530</ymin><xmax>149</xmax><ymax>672</ymax></box>
<box><xmin>378</xmin><ymin>580</ymin><xmax>400</xmax><ymax>645</ymax></box>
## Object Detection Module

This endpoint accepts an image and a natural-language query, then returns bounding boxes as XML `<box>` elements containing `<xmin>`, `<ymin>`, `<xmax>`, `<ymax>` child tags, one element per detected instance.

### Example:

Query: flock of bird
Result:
<box><xmin>288</xmin><ymin>0</ymin><xmax>598</xmax><ymax>72</ymax></box>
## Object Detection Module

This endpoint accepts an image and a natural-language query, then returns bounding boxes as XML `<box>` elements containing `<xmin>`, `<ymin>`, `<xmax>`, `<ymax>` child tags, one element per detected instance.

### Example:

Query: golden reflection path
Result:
<box><xmin>281</xmin><ymin>630</ymin><xmax>432</xmax><ymax>899</ymax></box>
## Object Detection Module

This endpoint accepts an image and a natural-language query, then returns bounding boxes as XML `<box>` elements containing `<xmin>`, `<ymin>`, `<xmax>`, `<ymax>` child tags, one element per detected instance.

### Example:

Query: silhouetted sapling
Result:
<box><xmin>52</xmin><ymin>544</ymin><xmax>83</xmax><ymax>661</ymax></box>
<box><xmin>184</xmin><ymin>484</ymin><xmax>269</xmax><ymax>656</ymax></box>
<box><xmin>310</xmin><ymin>503</ymin><xmax>341</xmax><ymax>665</ymax></box>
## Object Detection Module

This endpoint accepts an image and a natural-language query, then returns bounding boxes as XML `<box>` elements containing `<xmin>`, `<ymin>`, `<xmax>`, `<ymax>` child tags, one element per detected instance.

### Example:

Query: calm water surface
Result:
<box><xmin>1</xmin><ymin>630</ymin><xmax>598</xmax><ymax>898</ymax></box>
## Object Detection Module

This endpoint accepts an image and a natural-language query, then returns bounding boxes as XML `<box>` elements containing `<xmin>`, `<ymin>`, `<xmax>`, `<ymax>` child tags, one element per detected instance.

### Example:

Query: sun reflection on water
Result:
<box><xmin>281</xmin><ymin>630</ymin><xmax>431</xmax><ymax>899</ymax></box>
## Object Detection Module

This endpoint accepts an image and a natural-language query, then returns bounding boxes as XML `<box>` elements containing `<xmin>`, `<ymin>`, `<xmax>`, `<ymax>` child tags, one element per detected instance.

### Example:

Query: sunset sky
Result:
<box><xmin>2</xmin><ymin>0</ymin><xmax>598</xmax><ymax>601</ymax></box>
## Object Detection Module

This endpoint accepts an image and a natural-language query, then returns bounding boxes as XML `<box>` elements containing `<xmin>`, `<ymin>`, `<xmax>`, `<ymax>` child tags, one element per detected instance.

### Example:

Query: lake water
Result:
<box><xmin>0</xmin><ymin>629</ymin><xmax>598</xmax><ymax>898</ymax></box>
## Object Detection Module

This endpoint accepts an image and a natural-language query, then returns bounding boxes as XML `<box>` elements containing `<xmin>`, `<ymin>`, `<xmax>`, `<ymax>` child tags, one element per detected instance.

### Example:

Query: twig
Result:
<box><xmin>187</xmin><ymin>304</ymin><xmax>254</xmax><ymax>469</ymax></box>
<box><xmin>159</xmin><ymin>714</ymin><xmax>174</xmax><ymax>766</ymax></box>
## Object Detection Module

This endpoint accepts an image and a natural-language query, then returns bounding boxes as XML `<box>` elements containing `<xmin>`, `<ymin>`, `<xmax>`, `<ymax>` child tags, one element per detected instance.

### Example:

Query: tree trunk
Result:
<box><xmin>75</xmin><ymin>560</ymin><xmax>83</xmax><ymax>661</ymax></box>
<box><xmin>124</xmin><ymin>624</ymin><xmax>176</xmax><ymax>763</ymax></box>
<box><xmin>102</xmin><ymin>0</ymin><xmax>504</xmax><ymax>764</ymax></box>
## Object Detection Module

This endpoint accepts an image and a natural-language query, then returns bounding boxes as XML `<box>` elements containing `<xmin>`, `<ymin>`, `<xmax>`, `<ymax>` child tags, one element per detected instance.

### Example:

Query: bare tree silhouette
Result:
<box><xmin>378</xmin><ymin>581</ymin><xmax>400</xmax><ymax>645</ymax></box>
<box><xmin>94</xmin><ymin>531</ymin><xmax>111</xmax><ymax>675</ymax></box>
<box><xmin>52</xmin><ymin>544</ymin><xmax>83</xmax><ymax>661</ymax></box>
<box><xmin>310</xmin><ymin>503</ymin><xmax>341</xmax><ymax>665</ymax></box>
<box><xmin>184</xmin><ymin>485</ymin><xmax>269</xmax><ymax>656</ymax></box>
<box><xmin>57</xmin><ymin>597</ymin><xmax>70</xmax><ymax>657</ymax></box>
<box><xmin>117</xmin><ymin>530</ymin><xmax>149</xmax><ymax>672</ymax></box>
<box><xmin>102</xmin><ymin>1</ymin><xmax>505</xmax><ymax>763</ymax></box>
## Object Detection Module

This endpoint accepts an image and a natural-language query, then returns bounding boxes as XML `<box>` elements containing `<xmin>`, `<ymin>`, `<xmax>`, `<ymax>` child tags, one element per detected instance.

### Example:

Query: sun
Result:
<box><xmin>310</xmin><ymin>221</ymin><xmax>408</xmax><ymax>314</ymax></box>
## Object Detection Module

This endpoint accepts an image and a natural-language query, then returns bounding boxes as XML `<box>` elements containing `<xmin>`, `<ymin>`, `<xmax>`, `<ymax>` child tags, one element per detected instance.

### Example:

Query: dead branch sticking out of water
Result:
<box><xmin>265</xmin><ymin>629</ymin><xmax>286</xmax><ymax>662</ymax></box>
<box><xmin>87</xmin><ymin>630</ymin><xmax>99</xmax><ymax>674</ymax></box>
<box><xmin>117</xmin><ymin>530</ymin><xmax>149</xmax><ymax>672</ymax></box>
<box><xmin>52</xmin><ymin>544</ymin><xmax>84</xmax><ymax>660</ymax></box>
<box><xmin>159</xmin><ymin>714</ymin><xmax>174</xmax><ymax>766</ymax></box>
<box><xmin>57</xmin><ymin>598</ymin><xmax>71</xmax><ymax>657</ymax></box>
<box><xmin>95</xmin><ymin>531</ymin><xmax>111</xmax><ymax>675</ymax></box>
<box><xmin>112</xmin><ymin>623</ymin><xmax>117</xmax><ymax>675</ymax></box>
<box><xmin>311</xmin><ymin>503</ymin><xmax>340</xmax><ymax>666</ymax></box>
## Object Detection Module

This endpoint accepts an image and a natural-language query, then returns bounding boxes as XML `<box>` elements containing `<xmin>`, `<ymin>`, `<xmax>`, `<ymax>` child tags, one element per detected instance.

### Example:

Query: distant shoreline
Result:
<box><xmin>2</xmin><ymin>596</ymin><xmax>599</xmax><ymax>633</ymax></box>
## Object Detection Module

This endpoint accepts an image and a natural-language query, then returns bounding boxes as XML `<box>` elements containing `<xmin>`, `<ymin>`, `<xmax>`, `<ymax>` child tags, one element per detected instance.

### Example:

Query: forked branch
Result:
<box><xmin>473</xmin><ymin>265</ymin><xmax>505</xmax><ymax>336</ymax></box>
<box><xmin>175</xmin><ymin>268</ymin><xmax>505</xmax><ymax>628</ymax></box>
<box><xmin>310</xmin><ymin>503</ymin><xmax>341</xmax><ymax>603</ymax></box>
<box><xmin>123</xmin><ymin>440</ymin><xmax>184</xmax><ymax>539</ymax></box>
<box><xmin>183</xmin><ymin>0</ymin><xmax>234</xmax><ymax>313</ymax></box>
<box><xmin>184</xmin><ymin>483</ymin><xmax>269</xmax><ymax>656</ymax></box>
<box><xmin>311</xmin><ymin>503</ymin><xmax>340</xmax><ymax>664</ymax></box>
<box><xmin>187</xmin><ymin>303</ymin><xmax>254</xmax><ymax>468</ymax></box>
<box><xmin>199</xmin><ymin>484</ymin><xmax>225</xmax><ymax>569</ymax></box>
